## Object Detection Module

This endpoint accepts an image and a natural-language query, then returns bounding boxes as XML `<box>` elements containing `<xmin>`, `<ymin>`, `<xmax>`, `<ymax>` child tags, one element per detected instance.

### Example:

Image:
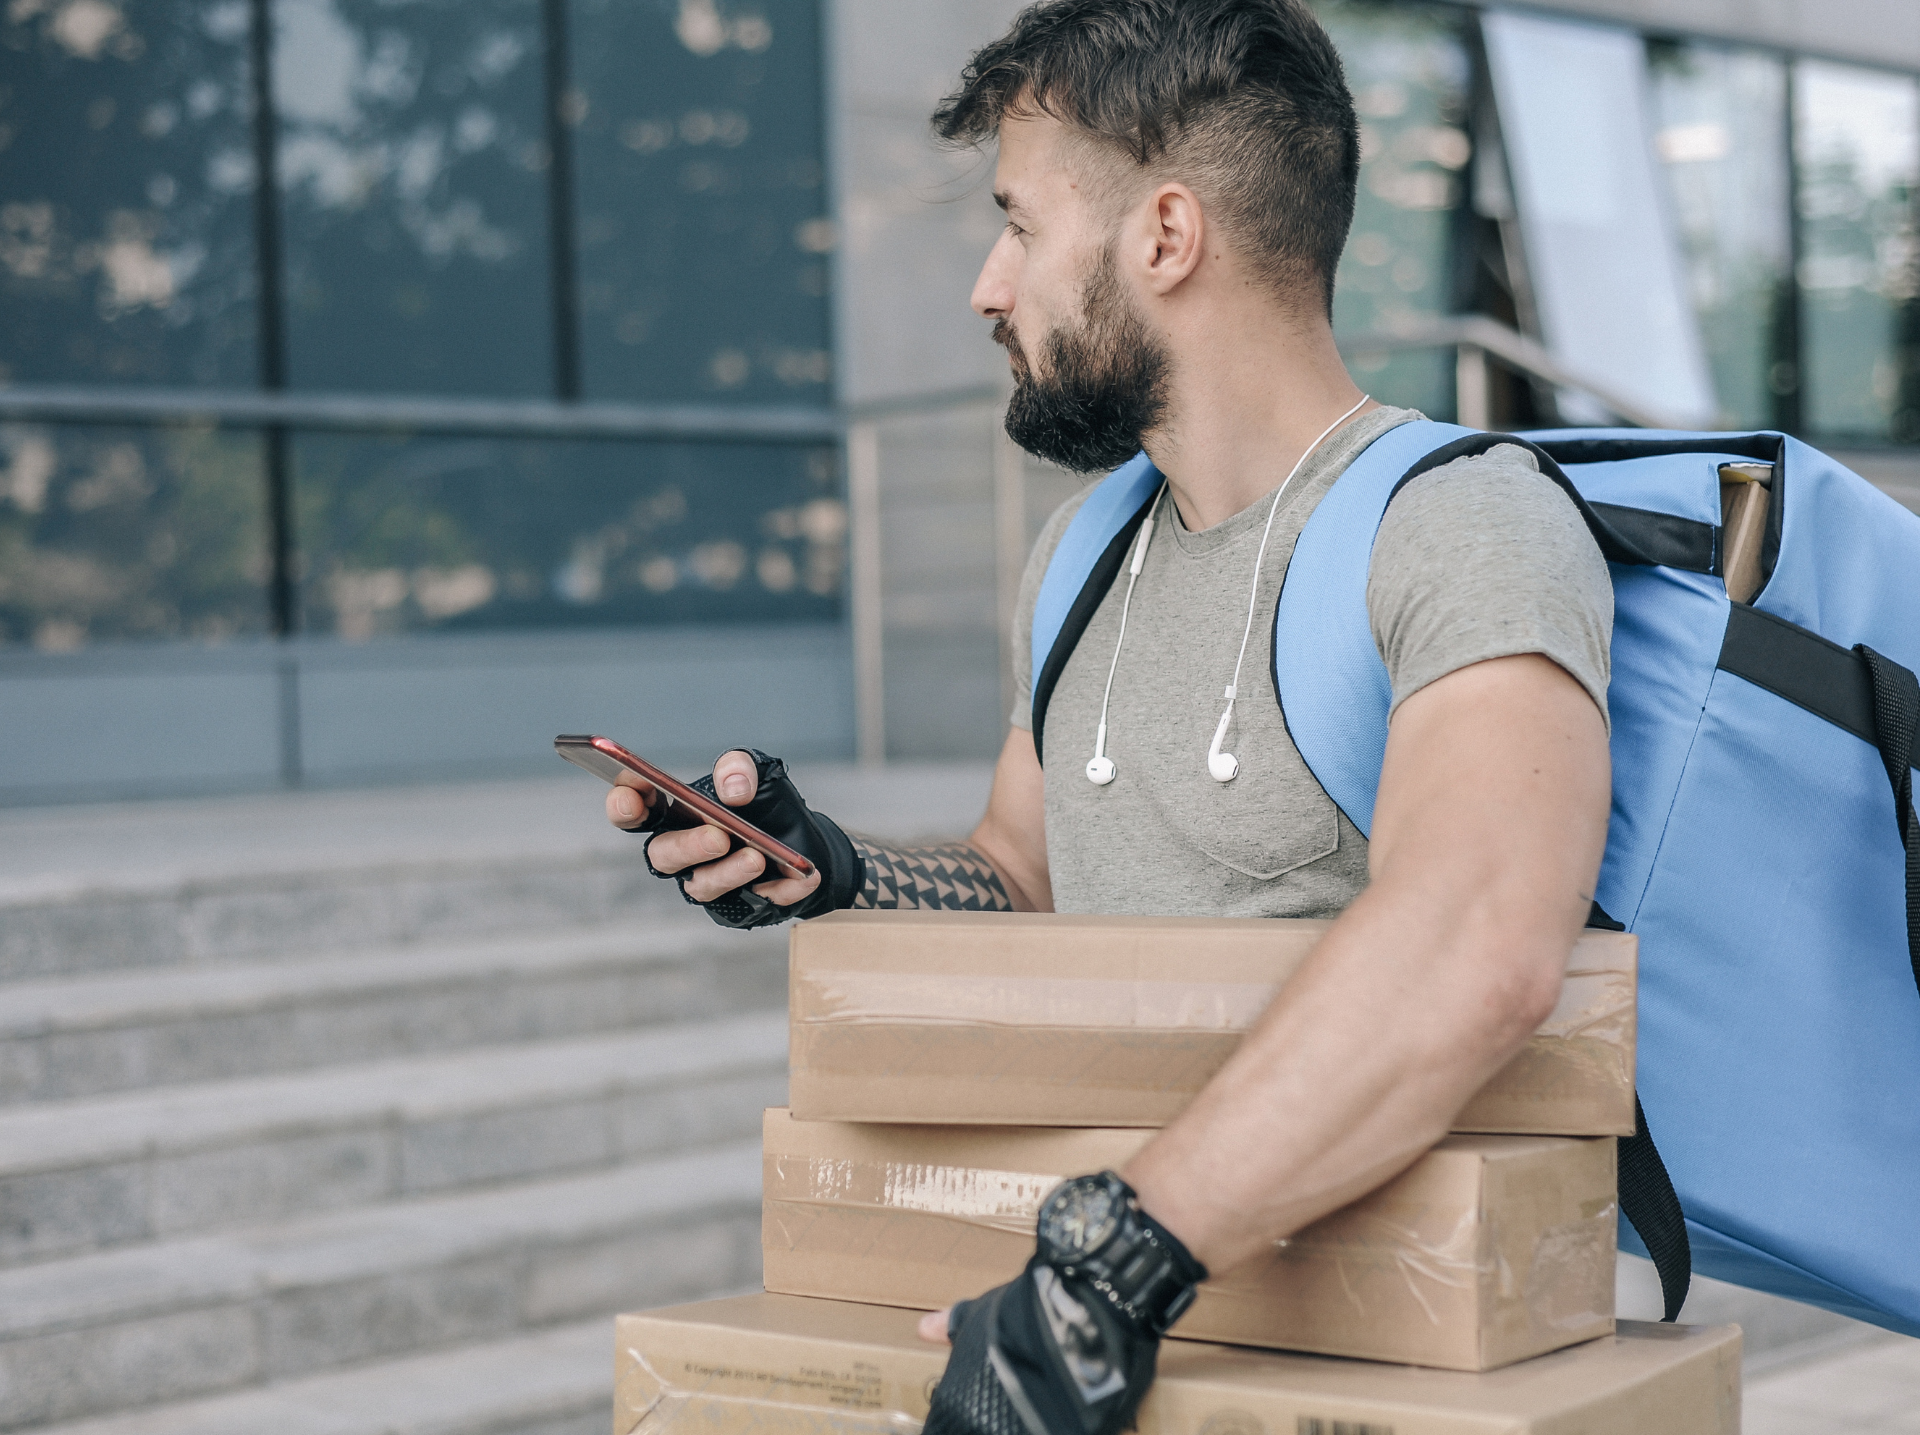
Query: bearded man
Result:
<box><xmin>607</xmin><ymin>2</ymin><xmax>1615</xmax><ymax>1431</ymax></box>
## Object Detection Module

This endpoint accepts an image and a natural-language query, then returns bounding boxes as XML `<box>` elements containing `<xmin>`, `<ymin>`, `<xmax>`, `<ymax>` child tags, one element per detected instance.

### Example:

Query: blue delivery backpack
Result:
<box><xmin>1029</xmin><ymin>421</ymin><xmax>1920</xmax><ymax>1334</ymax></box>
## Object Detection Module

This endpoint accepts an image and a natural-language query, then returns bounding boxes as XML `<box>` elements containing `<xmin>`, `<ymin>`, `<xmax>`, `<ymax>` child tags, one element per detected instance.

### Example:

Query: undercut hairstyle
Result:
<box><xmin>933</xmin><ymin>0</ymin><xmax>1360</xmax><ymax>316</ymax></box>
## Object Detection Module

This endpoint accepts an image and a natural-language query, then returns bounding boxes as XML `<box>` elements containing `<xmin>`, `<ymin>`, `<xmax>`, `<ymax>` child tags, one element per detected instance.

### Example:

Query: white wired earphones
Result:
<box><xmin>1206</xmin><ymin>393</ymin><xmax>1371</xmax><ymax>782</ymax></box>
<box><xmin>1086</xmin><ymin>483</ymin><xmax>1167</xmax><ymax>785</ymax></box>
<box><xmin>1083</xmin><ymin>394</ymin><xmax>1370</xmax><ymax>787</ymax></box>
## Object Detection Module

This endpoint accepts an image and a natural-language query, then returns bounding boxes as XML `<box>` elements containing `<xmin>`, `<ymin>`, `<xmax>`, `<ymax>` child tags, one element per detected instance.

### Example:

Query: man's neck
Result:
<box><xmin>1142</xmin><ymin>312</ymin><xmax>1374</xmax><ymax>533</ymax></box>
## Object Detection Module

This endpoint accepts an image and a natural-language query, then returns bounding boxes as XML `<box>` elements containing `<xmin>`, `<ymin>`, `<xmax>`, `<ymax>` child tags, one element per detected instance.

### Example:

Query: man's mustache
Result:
<box><xmin>992</xmin><ymin>317</ymin><xmax>1031</xmax><ymax>376</ymax></box>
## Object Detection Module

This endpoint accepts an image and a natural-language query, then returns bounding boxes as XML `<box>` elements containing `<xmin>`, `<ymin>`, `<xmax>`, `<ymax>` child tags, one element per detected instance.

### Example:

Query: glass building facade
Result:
<box><xmin>0</xmin><ymin>0</ymin><xmax>837</xmax><ymax>655</ymax></box>
<box><xmin>0</xmin><ymin>0</ymin><xmax>1917</xmax><ymax>789</ymax></box>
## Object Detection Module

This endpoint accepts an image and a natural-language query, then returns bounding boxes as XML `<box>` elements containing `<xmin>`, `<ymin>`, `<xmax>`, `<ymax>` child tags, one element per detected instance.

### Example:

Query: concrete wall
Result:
<box><xmin>0</xmin><ymin>627</ymin><xmax>854</xmax><ymax>805</ymax></box>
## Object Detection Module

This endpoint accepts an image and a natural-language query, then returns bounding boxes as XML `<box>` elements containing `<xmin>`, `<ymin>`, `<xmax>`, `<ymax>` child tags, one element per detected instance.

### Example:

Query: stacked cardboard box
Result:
<box><xmin>619</xmin><ymin>911</ymin><xmax>1740</xmax><ymax>1435</ymax></box>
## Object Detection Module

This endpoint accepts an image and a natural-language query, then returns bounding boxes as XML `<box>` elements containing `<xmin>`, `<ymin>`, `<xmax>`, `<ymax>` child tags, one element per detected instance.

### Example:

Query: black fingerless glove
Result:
<box><xmin>638</xmin><ymin>748</ymin><xmax>862</xmax><ymax>930</ymax></box>
<box><xmin>925</xmin><ymin>1173</ymin><xmax>1205</xmax><ymax>1435</ymax></box>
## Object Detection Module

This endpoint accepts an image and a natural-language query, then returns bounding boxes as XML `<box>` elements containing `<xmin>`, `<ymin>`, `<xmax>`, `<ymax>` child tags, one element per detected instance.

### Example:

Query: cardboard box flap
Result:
<box><xmin>617</xmin><ymin>1294</ymin><xmax>1739</xmax><ymax>1435</ymax></box>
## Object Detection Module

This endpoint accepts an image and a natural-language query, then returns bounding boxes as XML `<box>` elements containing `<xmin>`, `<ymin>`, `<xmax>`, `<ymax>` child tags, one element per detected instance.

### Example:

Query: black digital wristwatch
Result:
<box><xmin>1034</xmin><ymin>1171</ymin><xmax>1207</xmax><ymax>1335</ymax></box>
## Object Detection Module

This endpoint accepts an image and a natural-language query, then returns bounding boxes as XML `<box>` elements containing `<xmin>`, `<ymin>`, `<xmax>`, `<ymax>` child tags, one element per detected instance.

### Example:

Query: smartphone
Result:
<box><xmin>554</xmin><ymin>734</ymin><xmax>815</xmax><ymax>881</ymax></box>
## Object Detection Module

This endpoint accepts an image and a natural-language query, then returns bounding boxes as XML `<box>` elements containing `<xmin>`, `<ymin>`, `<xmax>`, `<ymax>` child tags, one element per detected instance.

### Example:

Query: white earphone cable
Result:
<box><xmin>1086</xmin><ymin>483</ymin><xmax>1167</xmax><ymax>784</ymax></box>
<box><xmin>1211</xmin><ymin>394</ymin><xmax>1372</xmax><ymax>775</ymax></box>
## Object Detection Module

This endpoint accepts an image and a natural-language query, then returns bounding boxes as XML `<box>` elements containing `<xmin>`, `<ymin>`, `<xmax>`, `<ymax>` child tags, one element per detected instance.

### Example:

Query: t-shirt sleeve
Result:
<box><xmin>1366</xmin><ymin>443</ymin><xmax>1613</xmax><ymax>727</ymax></box>
<box><xmin>1009</xmin><ymin>486</ymin><xmax>1095</xmax><ymax>731</ymax></box>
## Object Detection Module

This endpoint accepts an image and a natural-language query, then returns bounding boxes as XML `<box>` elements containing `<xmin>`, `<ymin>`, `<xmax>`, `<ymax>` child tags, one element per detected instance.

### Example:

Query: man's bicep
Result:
<box><xmin>1370</xmin><ymin>653</ymin><xmax>1609</xmax><ymax>953</ymax></box>
<box><xmin>970</xmin><ymin>726</ymin><xmax>1052</xmax><ymax>912</ymax></box>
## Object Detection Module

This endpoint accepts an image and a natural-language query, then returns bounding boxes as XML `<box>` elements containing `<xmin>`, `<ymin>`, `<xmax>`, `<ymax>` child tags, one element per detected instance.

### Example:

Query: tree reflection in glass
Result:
<box><xmin>569</xmin><ymin>0</ymin><xmax>831</xmax><ymax>405</ymax></box>
<box><xmin>1794</xmin><ymin>59</ymin><xmax>1920</xmax><ymax>441</ymax></box>
<box><xmin>1647</xmin><ymin>42</ymin><xmax>1792</xmax><ymax>432</ymax></box>
<box><xmin>0</xmin><ymin>422</ymin><xmax>268</xmax><ymax>648</ymax></box>
<box><xmin>273</xmin><ymin>0</ymin><xmax>553</xmax><ymax>395</ymax></box>
<box><xmin>1317</xmin><ymin>0</ymin><xmax>1470</xmax><ymax>417</ymax></box>
<box><xmin>0</xmin><ymin>0</ymin><xmax>259</xmax><ymax>386</ymax></box>
<box><xmin>293</xmin><ymin>433</ymin><xmax>843</xmax><ymax>638</ymax></box>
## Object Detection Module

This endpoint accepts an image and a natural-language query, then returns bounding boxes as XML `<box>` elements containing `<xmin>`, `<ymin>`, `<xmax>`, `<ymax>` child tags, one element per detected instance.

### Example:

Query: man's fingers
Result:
<box><xmin>917</xmin><ymin>1309</ymin><xmax>952</xmax><ymax>1345</ymax></box>
<box><xmin>750</xmin><ymin>868</ymin><xmax>822</xmax><ymax>907</ymax></box>
<box><xmin>644</xmin><ymin>823</ymin><xmax>734</xmax><ymax>875</ymax></box>
<box><xmin>713</xmin><ymin>749</ymin><xmax>759</xmax><ymax>806</ymax></box>
<box><xmin>605</xmin><ymin>784</ymin><xmax>648</xmax><ymax>830</ymax></box>
<box><xmin>678</xmin><ymin>844</ymin><xmax>770</xmax><ymax>902</ymax></box>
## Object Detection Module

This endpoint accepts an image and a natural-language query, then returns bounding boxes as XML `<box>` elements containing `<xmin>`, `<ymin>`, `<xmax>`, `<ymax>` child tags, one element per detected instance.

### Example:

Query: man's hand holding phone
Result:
<box><xmin>608</xmin><ymin>749</ymin><xmax>824</xmax><ymax>909</ymax></box>
<box><xmin>566</xmin><ymin>740</ymin><xmax>858</xmax><ymax>928</ymax></box>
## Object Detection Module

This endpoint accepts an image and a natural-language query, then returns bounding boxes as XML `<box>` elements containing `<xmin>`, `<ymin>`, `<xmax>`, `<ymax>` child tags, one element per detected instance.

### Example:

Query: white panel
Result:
<box><xmin>1484</xmin><ymin>10</ymin><xmax>1717</xmax><ymax>427</ymax></box>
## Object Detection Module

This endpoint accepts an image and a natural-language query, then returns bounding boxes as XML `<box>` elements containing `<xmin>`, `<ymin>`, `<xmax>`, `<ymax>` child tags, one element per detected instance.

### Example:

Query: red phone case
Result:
<box><xmin>553</xmin><ymin>735</ymin><xmax>816</xmax><ymax>880</ymax></box>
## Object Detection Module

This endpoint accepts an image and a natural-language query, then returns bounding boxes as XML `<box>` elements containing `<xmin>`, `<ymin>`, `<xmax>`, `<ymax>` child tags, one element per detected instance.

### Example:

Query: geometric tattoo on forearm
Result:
<box><xmin>849</xmin><ymin>837</ymin><xmax>1014</xmax><ymax>911</ymax></box>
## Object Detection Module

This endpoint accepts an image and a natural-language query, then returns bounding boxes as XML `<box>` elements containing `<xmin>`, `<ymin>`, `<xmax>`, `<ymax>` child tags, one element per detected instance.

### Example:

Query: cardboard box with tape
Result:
<box><xmin>789</xmin><ymin>911</ymin><xmax>1636</xmax><ymax>1135</ymax></box>
<box><xmin>760</xmin><ymin>1108</ymin><xmax>1617</xmax><ymax>1371</ymax></box>
<box><xmin>615</xmin><ymin>1293</ymin><xmax>1740</xmax><ymax>1435</ymax></box>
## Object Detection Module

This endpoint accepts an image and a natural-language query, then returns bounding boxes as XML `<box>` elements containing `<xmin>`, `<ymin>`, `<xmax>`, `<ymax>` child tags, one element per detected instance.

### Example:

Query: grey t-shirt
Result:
<box><xmin>1010</xmin><ymin>406</ymin><xmax>1613</xmax><ymax>918</ymax></box>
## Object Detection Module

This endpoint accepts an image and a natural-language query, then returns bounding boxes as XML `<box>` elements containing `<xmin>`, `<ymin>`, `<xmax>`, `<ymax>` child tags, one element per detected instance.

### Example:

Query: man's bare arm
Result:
<box><xmin>610</xmin><ymin>727</ymin><xmax>1053</xmax><ymax>914</ymax></box>
<box><xmin>1121</xmin><ymin>653</ymin><xmax>1611</xmax><ymax>1273</ymax></box>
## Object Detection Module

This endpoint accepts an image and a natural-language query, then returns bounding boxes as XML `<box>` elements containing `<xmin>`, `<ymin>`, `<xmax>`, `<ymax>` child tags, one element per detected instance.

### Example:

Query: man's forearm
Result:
<box><xmin>849</xmin><ymin>837</ymin><xmax>1016</xmax><ymax>911</ymax></box>
<box><xmin>1122</xmin><ymin>655</ymin><xmax>1610</xmax><ymax>1276</ymax></box>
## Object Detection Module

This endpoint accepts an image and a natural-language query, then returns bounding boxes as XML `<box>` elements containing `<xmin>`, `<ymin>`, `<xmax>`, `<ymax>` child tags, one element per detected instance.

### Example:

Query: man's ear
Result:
<box><xmin>1138</xmin><ymin>182</ymin><xmax>1206</xmax><ymax>296</ymax></box>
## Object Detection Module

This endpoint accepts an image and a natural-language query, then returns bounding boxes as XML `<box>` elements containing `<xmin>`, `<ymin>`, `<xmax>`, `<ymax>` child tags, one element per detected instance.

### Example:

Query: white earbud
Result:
<box><xmin>1206</xmin><ymin>689</ymin><xmax>1239</xmax><ymax>783</ymax></box>
<box><xmin>1086</xmin><ymin>721</ymin><xmax>1116</xmax><ymax>784</ymax></box>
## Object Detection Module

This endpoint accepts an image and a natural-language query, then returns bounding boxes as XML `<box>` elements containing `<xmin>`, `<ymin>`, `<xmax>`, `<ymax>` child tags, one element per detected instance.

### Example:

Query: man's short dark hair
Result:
<box><xmin>933</xmin><ymin>0</ymin><xmax>1360</xmax><ymax>316</ymax></box>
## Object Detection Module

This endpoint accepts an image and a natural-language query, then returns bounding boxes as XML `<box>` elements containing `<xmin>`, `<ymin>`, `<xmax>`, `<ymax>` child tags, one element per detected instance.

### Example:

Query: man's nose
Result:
<box><xmin>971</xmin><ymin>230</ymin><xmax>1019</xmax><ymax>318</ymax></box>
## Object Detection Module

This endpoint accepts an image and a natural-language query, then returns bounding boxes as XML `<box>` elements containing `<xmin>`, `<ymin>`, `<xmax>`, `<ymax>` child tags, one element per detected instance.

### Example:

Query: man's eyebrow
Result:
<box><xmin>993</xmin><ymin>189</ymin><xmax>1027</xmax><ymax>218</ymax></box>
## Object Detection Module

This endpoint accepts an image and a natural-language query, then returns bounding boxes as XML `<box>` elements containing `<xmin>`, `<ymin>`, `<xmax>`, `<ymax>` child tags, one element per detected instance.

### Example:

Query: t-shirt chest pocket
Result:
<box><xmin>1144</xmin><ymin>707</ymin><xmax>1342</xmax><ymax>880</ymax></box>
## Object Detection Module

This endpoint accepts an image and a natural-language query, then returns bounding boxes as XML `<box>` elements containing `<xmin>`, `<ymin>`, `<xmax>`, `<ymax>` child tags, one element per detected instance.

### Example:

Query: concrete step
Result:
<box><xmin>29</xmin><ymin>1317</ymin><xmax>616</xmax><ymax>1435</ymax></box>
<box><xmin>0</xmin><ymin>917</ymin><xmax>784</xmax><ymax>1105</ymax></box>
<box><xmin>0</xmin><ymin>1140</ymin><xmax>762</xmax><ymax>1430</ymax></box>
<box><xmin>0</xmin><ymin>1013</ymin><xmax>786</xmax><ymax>1268</ymax></box>
<box><xmin>0</xmin><ymin>766</ymin><xmax>993</xmax><ymax>978</ymax></box>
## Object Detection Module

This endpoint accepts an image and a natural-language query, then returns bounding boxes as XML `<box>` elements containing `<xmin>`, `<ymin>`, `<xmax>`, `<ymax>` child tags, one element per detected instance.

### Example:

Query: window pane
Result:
<box><xmin>1484</xmin><ymin>10</ymin><xmax>1716</xmax><ymax>427</ymax></box>
<box><xmin>1320</xmin><ymin>0</ymin><xmax>1470</xmax><ymax>416</ymax></box>
<box><xmin>1643</xmin><ymin>44</ymin><xmax>1789</xmax><ymax>432</ymax></box>
<box><xmin>0</xmin><ymin>423</ymin><xmax>269</xmax><ymax>648</ymax></box>
<box><xmin>274</xmin><ymin>0</ymin><xmax>553</xmax><ymax>395</ymax></box>
<box><xmin>1794</xmin><ymin>60</ymin><xmax>1920</xmax><ymax>441</ymax></box>
<box><xmin>293</xmin><ymin>434</ymin><xmax>844</xmax><ymax>636</ymax></box>
<box><xmin>1647</xmin><ymin>44</ymin><xmax>1792</xmax><ymax>432</ymax></box>
<box><xmin>570</xmin><ymin>0</ymin><xmax>831</xmax><ymax>405</ymax></box>
<box><xmin>0</xmin><ymin>1</ymin><xmax>258</xmax><ymax>387</ymax></box>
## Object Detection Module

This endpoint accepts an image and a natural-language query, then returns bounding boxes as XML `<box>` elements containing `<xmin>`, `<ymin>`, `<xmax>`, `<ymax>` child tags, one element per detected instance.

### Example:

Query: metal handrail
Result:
<box><xmin>1337</xmin><ymin>315</ymin><xmax>1668</xmax><ymax>430</ymax></box>
<box><xmin>0</xmin><ymin>380</ymin><xmax>1012</xmax><ymax>443</ymax></box>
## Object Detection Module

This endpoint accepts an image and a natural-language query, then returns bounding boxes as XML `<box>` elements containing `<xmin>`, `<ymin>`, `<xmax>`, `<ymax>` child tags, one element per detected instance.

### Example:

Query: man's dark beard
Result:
<box><xmin>996</xmin><ymin>252</ymin><xmax>1169</xmax><ymax>475</ymax></box>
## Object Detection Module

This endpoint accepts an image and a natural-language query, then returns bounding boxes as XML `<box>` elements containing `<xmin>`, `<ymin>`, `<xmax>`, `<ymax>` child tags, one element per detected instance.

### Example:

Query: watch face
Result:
<box><xmin>1041</xmin><ymin>1177</ymin><xmax>1120</xmax><ymax>1258</ymax></box>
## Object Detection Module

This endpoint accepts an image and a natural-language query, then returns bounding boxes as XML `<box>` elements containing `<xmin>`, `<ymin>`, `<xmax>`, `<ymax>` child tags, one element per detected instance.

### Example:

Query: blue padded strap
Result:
<box><xmin>1030</xmin><ymin>452</ymin><xmax>1162</xmax><ymax>723</ymax></box>
<box><xmin>1272</xmin><ymin>420</ymin><xmax>1476</xmax><ymax>836</ymax></box>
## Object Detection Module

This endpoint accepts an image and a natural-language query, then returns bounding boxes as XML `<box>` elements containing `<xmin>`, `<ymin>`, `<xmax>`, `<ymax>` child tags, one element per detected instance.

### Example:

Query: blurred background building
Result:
<box><xmin>2</xmin><ymin>0</ymin><xmax>1917</xmax><ymax>801</ymax></box>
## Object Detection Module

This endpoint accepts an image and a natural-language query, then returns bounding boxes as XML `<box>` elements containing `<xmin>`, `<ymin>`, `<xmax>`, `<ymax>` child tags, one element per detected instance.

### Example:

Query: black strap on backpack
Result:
<box><xmin>1857</xmin><ymin>645</ymin><xmax>1920</xmax><ymax>997</ymax></box>
<box><xmin>1588</xmin><ymin>903</ymin><xmax>1691</xmax><ymax>1321</ymax></box>
<box><xmin>1619</xmin><ymin>1095</ymin><xmax>1692</xmax><ymax>1322</ymax></box>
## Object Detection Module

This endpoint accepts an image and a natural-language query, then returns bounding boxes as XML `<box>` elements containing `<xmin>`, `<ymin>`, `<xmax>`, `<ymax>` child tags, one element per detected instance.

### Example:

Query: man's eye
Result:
<box><xmin>1005</xmin><ymin>221</ymin><xmax>1027</xmax><ymax>238</ymax></box>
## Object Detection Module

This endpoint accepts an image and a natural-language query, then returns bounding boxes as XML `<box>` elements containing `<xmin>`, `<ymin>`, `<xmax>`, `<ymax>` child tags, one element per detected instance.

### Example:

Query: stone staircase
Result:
<box><xmin>0</xmin><ymin>763</ymin><xmax>1882</xmax><ymax>1431</ymax></box>
<box><xmin>0</xmin><ymin>769</ymin><xmax>982</xmax><ymax>1435</ymax></box>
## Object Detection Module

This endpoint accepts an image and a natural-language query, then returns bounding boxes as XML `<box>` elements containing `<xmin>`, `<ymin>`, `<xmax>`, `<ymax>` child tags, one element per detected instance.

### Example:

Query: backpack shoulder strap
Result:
<box><xmin>1271</xmin><ymin>420</ymin><xmax>1476</xmax><ymax>835</ymax></box>
<box><xmin>1029</xmin><ymin>452</ymin><xmax>1163</xmax><ymax>767</ymax></box>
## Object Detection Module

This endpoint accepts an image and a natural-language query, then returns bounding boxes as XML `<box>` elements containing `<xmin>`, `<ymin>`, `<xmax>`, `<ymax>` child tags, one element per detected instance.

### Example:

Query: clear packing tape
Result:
<box><xmin>789</xmin><ymin>954</ymin><xmax>1637</xmax><ymax>1135</ymax></box>
<box><xmin>760</xmin><ymin>1113</ymin><xmax>1620</xmax><ymax>1371</ymax></box>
